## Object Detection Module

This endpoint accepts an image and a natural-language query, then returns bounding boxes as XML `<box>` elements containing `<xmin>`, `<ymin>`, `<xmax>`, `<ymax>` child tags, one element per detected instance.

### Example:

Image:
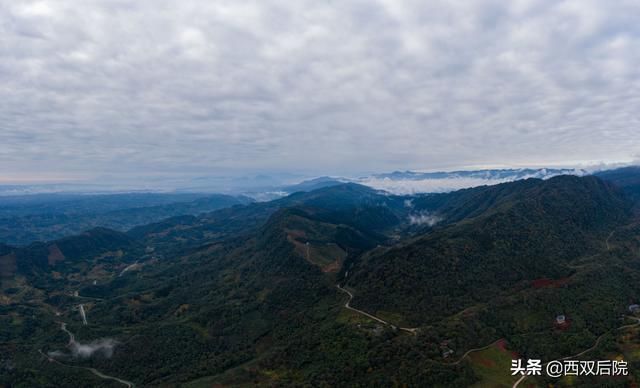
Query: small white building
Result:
<box><xmin>556</xmin><ymin>315</ymin><xmax>566</xmax><ymax>324</ymax></box>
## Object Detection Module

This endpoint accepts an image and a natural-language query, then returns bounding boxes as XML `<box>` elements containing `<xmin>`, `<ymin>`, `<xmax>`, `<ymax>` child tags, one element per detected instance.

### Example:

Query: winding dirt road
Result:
<box><xmin>40</xmin><ymin>348</ymin><xmax>134</xmax><ymax>388</ymax></box>
<box><xmin>336</xmin><ymin>285</ymin><xmax>419</xmax><ymax>334</ymax></box>
<box><xmin>39</xmin><ymin>322</ymin><xmax>135</xmax><ymax>388</ymax></box>
<box><xmin>444</xmin><ymin>339</ymin><xmax>505</xmax><ymax>366</ymax></box>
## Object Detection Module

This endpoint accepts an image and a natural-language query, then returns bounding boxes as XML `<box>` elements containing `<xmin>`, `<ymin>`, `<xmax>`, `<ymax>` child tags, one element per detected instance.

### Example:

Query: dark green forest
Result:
<box><xmin>3</xmin><ymin>169</ymin><xmax>640</xmax><ymax>387</ymax></box>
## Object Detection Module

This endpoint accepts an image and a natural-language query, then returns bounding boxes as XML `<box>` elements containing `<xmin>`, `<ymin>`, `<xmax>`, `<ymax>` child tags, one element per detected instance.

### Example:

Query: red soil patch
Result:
<box><xmin>285</xmin><ymin>229</ymin><xmax>307</xmax><ymax>240</ymax></box>
<box><xmin>322</xmin><ymin>260</ymin><xmax>341</xmax><ymax>273</ymax></box>
<box><xmin>554</xmin><ymin>320</ymin><xmax>571</xmax><ymax>330</ymax></box>
<box><xmin>531</xmin><ymin>277</ymin><xmax>570</xmax><ymax>288</ymax></box>
<box><xmin>494</xmin><ymin>338</ymin><xmax>519</xmax><ymax>359</ymax></box>
<box><xmin>495</xmin><ymin>339</ymin><xmax>508</xmax><ymax>352</ymax></box>
<box><xmin>477</xmin><ymin>358</ymin><xmax>496</xmax><ymax>368</ymax></box>
<box><xmin>47</xmin><ymin>244</ymin><xmax>65</xmax><ymax>266</ymax></box>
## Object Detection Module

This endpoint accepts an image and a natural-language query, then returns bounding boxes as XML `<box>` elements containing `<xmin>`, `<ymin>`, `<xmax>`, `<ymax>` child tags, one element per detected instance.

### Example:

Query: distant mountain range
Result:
<box><xmin>282</xmin><ymin>167</ymin><xmax>588</xmax><ymax>195</ymax></box>
<box><xmin>0</xmin><ymin>167</ymin><xmax>629</xmax><ymax>246</ymax></box>
<box><xmin>0</xmin><ymin>193</ymin><xmax>251</xmax><ymax>245</ymax></box>
<box><xmin>4</xmin><ymin>168</ymin><xmax>640</xmax><ymax>386</ymax></box>
<box><xmin>1</xmin><ymin>167</ymin><xmax>593</xmax><ymax>198</ymax></box>
<box><xmin>372</xmin><ymin>168</ymin><xmax>584</xmax><ymax>180</ymax></box>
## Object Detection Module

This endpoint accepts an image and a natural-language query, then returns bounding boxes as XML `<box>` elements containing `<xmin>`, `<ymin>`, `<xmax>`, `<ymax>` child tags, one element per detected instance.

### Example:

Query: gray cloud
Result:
<box><xmin>1</xmin><ymin>1</ymin><xmax>639</xmax><ymax>183</ymax></box>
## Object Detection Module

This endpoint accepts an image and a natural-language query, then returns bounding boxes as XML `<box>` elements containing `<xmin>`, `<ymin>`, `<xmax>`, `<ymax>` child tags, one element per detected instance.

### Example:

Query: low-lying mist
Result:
<box><xmin>69</xmin><ymin>338</ymin><xmax>119</xmax><ymax>358</ymax></box>
<box><xmin>408</xmin><ymin>212</ymin><xmax>442</xmax><ymax>227</ymax></box>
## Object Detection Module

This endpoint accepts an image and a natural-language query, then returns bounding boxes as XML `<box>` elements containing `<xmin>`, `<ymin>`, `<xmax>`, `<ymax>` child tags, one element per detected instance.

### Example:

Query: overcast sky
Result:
<box><xmin>1</xmin><ymin>0</ymin><xmax>639</xmax><ymax>184</ymax></box>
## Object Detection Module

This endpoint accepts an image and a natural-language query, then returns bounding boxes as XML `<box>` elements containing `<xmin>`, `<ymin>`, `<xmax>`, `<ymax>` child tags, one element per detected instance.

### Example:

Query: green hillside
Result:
<box><xmin>3</xmin><ymin>173</ymin><xmax>640</xmax><ymax>386</ymax></box>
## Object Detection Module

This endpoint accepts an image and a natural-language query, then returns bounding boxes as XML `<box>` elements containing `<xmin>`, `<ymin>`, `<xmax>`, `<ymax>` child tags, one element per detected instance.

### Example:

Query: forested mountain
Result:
<box><xmin>0</xmin><ymin>193</ymin><xmax>251</xmax><ymax>246</ymax></box>
<box><xmin>597</xmin><ymin>166</ymin><xmax>640</xmax><ymax>205</ymax></box>
<box><xmin>346</xmin><ymin>176</ymin><xmax>631</xmax><ymax>325</ymax></box>
<box><xmin>4</xmin><ymin>171</ymin><xmax>640</xmax><ymax>386</ymax></box>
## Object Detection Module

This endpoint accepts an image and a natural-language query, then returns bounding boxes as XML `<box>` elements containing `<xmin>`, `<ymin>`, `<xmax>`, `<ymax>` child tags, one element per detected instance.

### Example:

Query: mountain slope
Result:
<box><xmin>0</xmin><ymin>227</ymin><xmax>139</xmax><ymax>284</ymax></box>
<box><xmin>346</xmin><ymin>175</ymin><xmax>631</xmax><ymax>325</ymax></box>
<box><xmin>129</xmin><ymin>183</ymin><xmax>408</xmax><ymax>255</ymax></box>
<box><xmin>0</xmin><ymin>193</ymin><xmax>250</xmax><ymax>246</ymax></box>
<box><xmin>5</xmin><ymin>174</ymin><xmax>640</xmax><ymax>387</ymax></box>
<box><xmin>596</xmin><ymin>166</ymin><xmax>640</xmax><ymax>205</ymax></box>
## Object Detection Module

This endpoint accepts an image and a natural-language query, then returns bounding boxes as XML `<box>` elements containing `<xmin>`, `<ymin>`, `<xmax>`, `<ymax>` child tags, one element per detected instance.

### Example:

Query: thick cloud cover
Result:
<box><xmin>1</xmin><ymin>1</ymin><xmax>639</xmax><ymax>183</ymax></box>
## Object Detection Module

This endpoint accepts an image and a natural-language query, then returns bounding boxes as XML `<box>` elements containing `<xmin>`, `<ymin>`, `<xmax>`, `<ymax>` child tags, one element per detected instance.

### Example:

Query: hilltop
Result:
<box><xmin>3</xmin><ymin>170</ymin><xmax>640</xmax><ymax>386</ymax></box>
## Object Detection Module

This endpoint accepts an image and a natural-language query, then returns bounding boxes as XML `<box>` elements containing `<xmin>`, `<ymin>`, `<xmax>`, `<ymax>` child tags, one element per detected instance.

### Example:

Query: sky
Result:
<box><xmin>1</xmin><ymin>0</ymin><xmax>639</xmax><ymax>185</ymax></box>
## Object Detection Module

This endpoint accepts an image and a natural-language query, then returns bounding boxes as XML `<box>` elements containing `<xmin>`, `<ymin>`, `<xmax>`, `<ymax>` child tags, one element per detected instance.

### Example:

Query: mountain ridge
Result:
<box><xmin>4</xmin><ymin>171</ymin><xmax>640</xmax><ymax>386</ymax></box>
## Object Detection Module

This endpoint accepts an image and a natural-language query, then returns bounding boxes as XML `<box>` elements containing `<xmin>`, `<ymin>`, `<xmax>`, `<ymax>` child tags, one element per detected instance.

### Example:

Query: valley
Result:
<box><xmin>4</xmin><ymin>1</ymin><xmax>635</xmax><ymax>385</ymax></box>
<box><xmin>3</xmin><ymin>170</ymin><xmax>640</xmax><ymax>386</ymax></box>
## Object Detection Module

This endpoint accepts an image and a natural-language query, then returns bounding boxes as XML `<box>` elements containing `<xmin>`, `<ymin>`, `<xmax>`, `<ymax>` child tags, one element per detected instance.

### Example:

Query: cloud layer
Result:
<box><xmin>1</xmin><ymin>1</ymin><xmax>639</xmax><ymax>182</ymax></box>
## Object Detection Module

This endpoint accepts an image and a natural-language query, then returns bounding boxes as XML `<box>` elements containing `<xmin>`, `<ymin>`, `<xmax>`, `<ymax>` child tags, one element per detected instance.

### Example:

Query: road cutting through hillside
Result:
<box><xmin>78</xmin><ymin>304</ymin><xmax>88</xmax><ymax>325</ymax></box>
<box><xmin>336</xmin><ymin>284</ymin><xmax>419</xmax><ymax>334</ymax></box>
<box><xmin>606</xmin><ymin>230</ymin><xmax>615</xmax><ymax>251</ymax></box>
<box><xmin>39</xmin><ymin>317</ymin><xmax>135</xmax><ymax>387</ymax></box>
<box><xmin>39</xmin><ymin>347</ymin><xmax>135</xmax><ymax>388</ymax></box>
<box><xmin>444</xmin><ymin>339</ymin><xmax>506</xmax><ymax>366</ymax></box>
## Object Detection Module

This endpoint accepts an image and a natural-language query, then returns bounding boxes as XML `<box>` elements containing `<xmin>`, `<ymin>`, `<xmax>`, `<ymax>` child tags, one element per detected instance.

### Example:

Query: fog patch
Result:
<box><xmin>408</xmin><ymin>212</ymin><xmax>442</xmax><ymax>227</ymax></box>
<box><xmin>52</xmin><ymin>322</ymin><xmax>119</xmax><ymax>359</ymax></box>
<box><xmin>70</xmin><ymin>338</ymin><xmax>119</xmax><ymax>358</ymax></box>
<box><xmin>47</xmin><ymin>350</ymin><xmax>66</xmax><ymax>358</ymax></box>
<box><xmin>360</xmin><ymin>177</ymin><xmax>512</xmax><ymax>195</ymax></box>
<box><xmin>356</xmin><ymin>169</ymin><xmax>587</xmax><ymax>195</ymax></box>
<box><xmin>246</xmin><ymin>191</ymin><xmax>288</xmax><ymax>202</ymax></box>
